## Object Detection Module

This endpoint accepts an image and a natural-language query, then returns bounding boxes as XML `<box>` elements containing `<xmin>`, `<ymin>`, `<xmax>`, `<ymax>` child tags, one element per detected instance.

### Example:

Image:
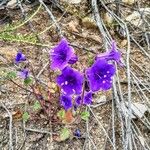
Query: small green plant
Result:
<box><xmin>81</xmin><ymin>111</ymin><xmax>90</xmax><ymax>121</ymax></box>
<box><xmin>57</xmin><ymin>109</ymin><xmax>65</xmax><ymax>120</ymax></box>
<box><xmin>33</xmin><ymin>101</ymin><xmax>41</xmax><ymax>111</ymax></box>
<box><xmin>60</xmin><ymin>128</ymin><xmax>70</xmax><ymax>141</ymax></box>
<box><xmin>22</xmin><ymin>112</ymin><xmax>30</xmax><ymax>122</ymax></box>
<box><xmin>24</xmin><ymin>77</ymin><xmax>32</xmax><ymax>86</ymax></box>
<box><xmin>6</xmin><ymin>71</ymin><xmax>17</xmax><ymax>79</ymax></box>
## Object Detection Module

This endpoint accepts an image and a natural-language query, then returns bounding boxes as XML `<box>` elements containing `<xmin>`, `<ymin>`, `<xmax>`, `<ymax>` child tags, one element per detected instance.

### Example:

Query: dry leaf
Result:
<box><xmin>48</xmin><ymin>82</ymin><xmax>57</xmax><ymax>94</ymax></box>
<box><xmin>2</xmin><ymin>109</ymin><xmax>22</xmax><ymax>120</ymax></box>
<box><xmin>33</xmin><ymin>86</ymin><xmax>41</xmax><ymax>95</ymax></box>
<box><xmin>89</xmin><ymin>35</ymin><xmax>101</xmax><ymax>44</ymax></box>
<box><xmin>63</xmin><ymin>110</ymin><xmax>74</xmax><ymax>124</ymax></box>
<box><xmin>13</xmin><ymin>109</ymin><xmax>23</xmax><ymax>120</ymax></box>
<box><xmin>68</xmin><ymin>20</ymin><xmax>79</xmax><ymax>33</ymax></box>
<box><xmin>81</xmin><ymin>32</ymin><xmax>101</xmax><ymax>44</ymax></box>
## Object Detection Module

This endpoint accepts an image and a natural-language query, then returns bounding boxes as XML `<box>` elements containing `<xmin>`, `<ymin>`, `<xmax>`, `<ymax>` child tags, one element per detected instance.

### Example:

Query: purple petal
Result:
<box><xmin>86</xmin><ymin>73</ymin><xmax>102</xmax><ymax>92</ymax></box>
<box><xmin>60</xmin><ymin>95</ymin><xmax>72</xmax><ymax>110</ymax></box>
<box><xmin>96</xmin><ymin>40</ymin><xmax>121</xmax><ymax>63</ymax></box>
<box><xmin>61</xmin><ymin>85</ymin><xmax>75</xmax><ymax>95</ymax></box>
<box><xmin>83</xmin><ymin>92</ymin><xmax>92</xmax><ymax>105</ymax></box>
<box><xmin>100</xmin><ymin>79</ymin><xmax>113</xmax><ymax>90</ymax></box>
<box><xmin>68</xmin><ymin>54</ymin><xmax>78</xmax><ymax>64</ymax></box>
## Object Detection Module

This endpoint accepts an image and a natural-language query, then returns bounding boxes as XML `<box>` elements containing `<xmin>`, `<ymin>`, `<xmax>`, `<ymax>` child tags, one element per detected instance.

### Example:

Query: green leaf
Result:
<box><xmin>33</xmin><ymin>101</ymin><xmax>41</xmax><ymax>111</ymax></box>
<box><xmin>88</xmin><ymin>58</ymin><xmax>93</xmax><ymax>65</ymax></box>
<box><xmin>87</xmin><ymin>54</ymin><xmax>94</xmax><ymax>65</ymax></box>
<box><xmin>6</xmin><ymin>71</ymin><xmax>17</xmax><ymax>79</ymax></box>
<box><xmin>24</xmin><ymin>77</ymin><xmax>32</xmax><ymax>85</ymax></box>
<box><xmin>81</xmin><ymin>111</ymin><xmax>90</xmax><ymax>121</ymax></box>
<box><xmin>60</xmin><ymin>128</ymin><xmax>70</xmax><ymax>141</ymax></box>
<box><xmin>57</xmin><ymin>109</ymin><xmax>65</xmax><ymax>120</ymax></box>
<box><xmin>22</xmin><ymin>112</ymin><xmax>30</xmax><ymax>122</ymax></box>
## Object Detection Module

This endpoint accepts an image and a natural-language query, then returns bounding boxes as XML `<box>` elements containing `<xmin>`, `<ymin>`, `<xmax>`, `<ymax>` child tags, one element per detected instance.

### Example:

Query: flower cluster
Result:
<box><xmin>14</xmin><ymin>38</ymin><xmax>121</xmax><ymax>111</ymax></box>
<box><xmin>50</xmin><ymin>38</ymin><xmax>121</xmax><ymax>110</ymax></box>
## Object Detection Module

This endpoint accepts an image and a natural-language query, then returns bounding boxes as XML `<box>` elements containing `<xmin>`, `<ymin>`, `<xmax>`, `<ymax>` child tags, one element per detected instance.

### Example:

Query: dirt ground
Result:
<box><xmin>0</xmin><ymin>0</ymin><xmax>150</xmax><ymax>150</ymax></box>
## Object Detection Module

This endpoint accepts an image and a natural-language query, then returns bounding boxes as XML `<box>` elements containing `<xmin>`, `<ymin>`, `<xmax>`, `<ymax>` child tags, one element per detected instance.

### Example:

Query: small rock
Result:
<box><xmin>6</xmin><ymin>0</ymin><xmax>17</xmax><ymax>9</ymax></box>
<box><xmin>125</xmin><ymin>102</ymin><xmax>148</xmax><ymax>119</ymax></box>
<box><xmin>121</xmin><ymin>40</ymin><xmax>127</xmax><ymax>47</ymax></box>
<box><xmin>138</xmin><ymin>136</ymin><xmax>145</xmax><ymax>147</ymax></box>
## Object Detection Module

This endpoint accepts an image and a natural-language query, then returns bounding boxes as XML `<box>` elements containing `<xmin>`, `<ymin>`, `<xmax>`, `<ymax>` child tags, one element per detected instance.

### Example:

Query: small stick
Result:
<box><xmin>25</xmin><ymin>127</ymin><xmax>52</xmax><ymax>135</ymax></box>
<box><xmin>9</xmin><ymin>79</ymin><xmax>33</xmax><ymax>93</ymax></box>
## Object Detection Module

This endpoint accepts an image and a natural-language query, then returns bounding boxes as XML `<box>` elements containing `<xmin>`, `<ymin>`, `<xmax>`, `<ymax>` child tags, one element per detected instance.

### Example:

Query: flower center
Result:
<box><xmin>60</xmin><ymin>52</ymin><xmax>66</xmax><ymax>61</ymax></box>
<box><xmin>94</xmin><ymin>70</ymin><xmax>104</xmax><ymax>80</ymax></box>
<box><xmin>63</xmin><ymin>98</ymin><xmax>70</xmax><ymax>105</ymax></box>
<box><xmin>67</xmin><ymin>76</ymin><xmax>76</xmax><ymax>85</ymax></box>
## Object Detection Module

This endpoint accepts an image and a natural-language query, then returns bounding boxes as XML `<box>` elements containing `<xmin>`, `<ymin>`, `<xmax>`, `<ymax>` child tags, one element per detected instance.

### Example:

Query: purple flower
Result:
<box><xmin>83</xmin><ymin>92</ymin><xmax>92</xmax><ymax>105</ymax></box>
<box><xmin>18</xmin><ymin>69</ymin><xmax>29</xmax><ymax>79</ymax></box>
<box><xmin>74</xmin><ymin>129</ymin><xmax>81</xmax><ymax>137</ymax></box>
<box><xmin>75</xmin><ymin>95</ymin><xmax>82</xmax><ymax>106</ymax></box>
<box><xmin>57</xmin><ymin>66</ymin><xmax>83</xmax><ymax>95</ymax></box>
<box><xmin>50</xmin><ymin>38</ymin><xmax>77</xmax><ymax>70</ymax></box>
<box><xmin>60</xmin><ymin>95</ymin><xmax>72</xmax><ymax>110</ymax></box>
<box><xmin>96</xmin><ymin>41</ymin><xmax>121</xmax><ymax>63</ymax></box>
<box><xmin>15</xmin><ymin>51</ymin><xmax>26</xmax><ymax>63</ymax></box>
<box><xmin>86</xmin><ymin>59</ymin><xmax>116</xmax><ymax>92</ymax></box>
